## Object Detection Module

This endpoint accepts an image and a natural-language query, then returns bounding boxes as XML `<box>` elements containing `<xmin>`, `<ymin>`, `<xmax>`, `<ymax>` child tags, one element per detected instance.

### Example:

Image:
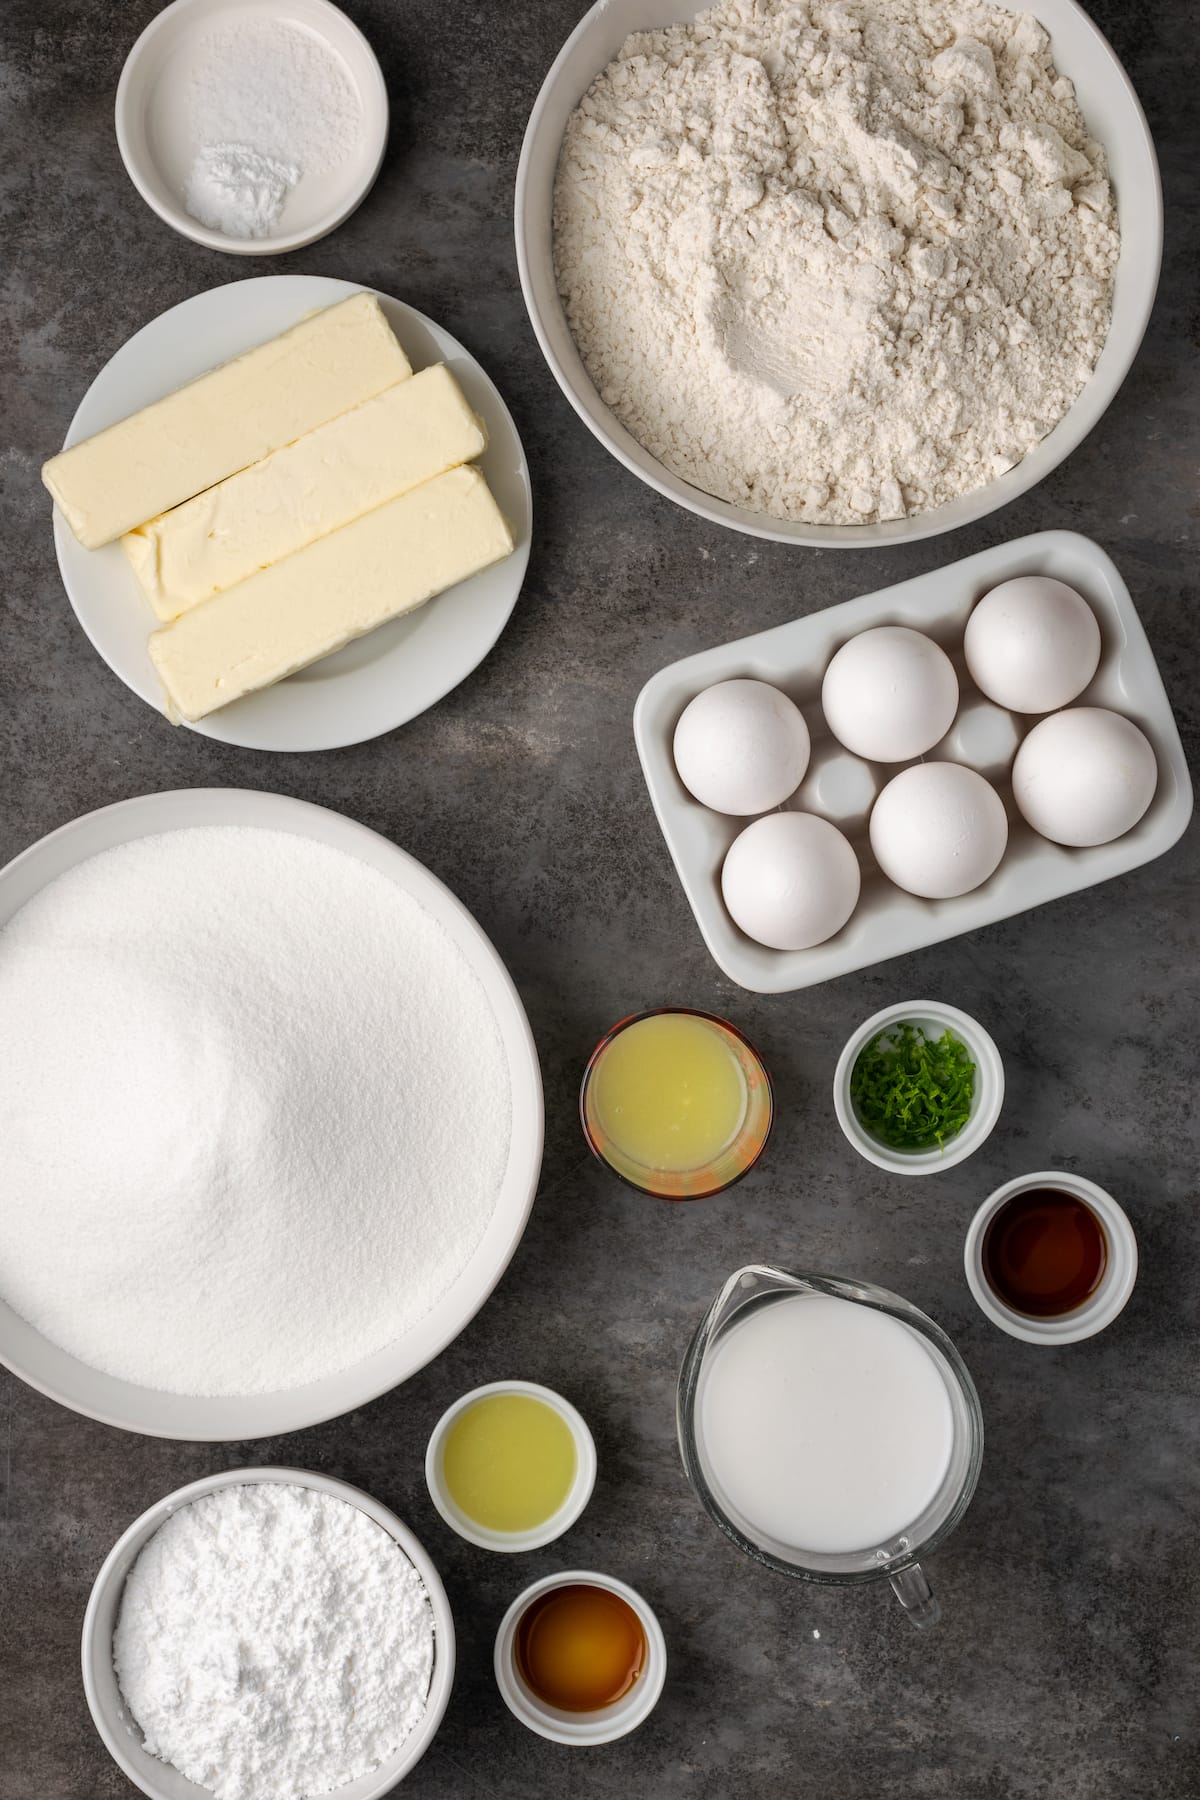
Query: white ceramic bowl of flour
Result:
<box><xmin>82</xmin><ymin>1467</ymin><xmax>455</xmax><ymax>1800</ymax></box>
<box><xmin>115</xmin><ymin>0</ymin><xmax>388</xmax><ymax>254</ymax></box>
<box><xmin>516</xmin><ymin>0</ymin><xmax>1161</xmax><ymax>546</ymax></box>
<box><xmin>0</xmin><ymin>789</ymin><xmax>543</xmax><ymax>1439</ymax></box>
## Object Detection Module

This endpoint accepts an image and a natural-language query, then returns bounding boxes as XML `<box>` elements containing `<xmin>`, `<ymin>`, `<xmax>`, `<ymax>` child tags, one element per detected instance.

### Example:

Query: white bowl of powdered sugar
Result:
<box><xmin>115</xmin><ymin>0</ymin><xmax>388</xmax><ymax>253</ymax></box>
<box><xmin>516</xmin><ymin>0</ymin><xmax>1161</xmax><ymax>545</ymax></box>
<box><xmin>83</xmin><ymin>1468</ymin><xmax>454</xmax><ymax>1799</ymax></box>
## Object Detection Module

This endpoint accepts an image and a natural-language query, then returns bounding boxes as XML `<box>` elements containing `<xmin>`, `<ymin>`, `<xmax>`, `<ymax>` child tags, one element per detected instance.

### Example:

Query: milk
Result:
<box><xmin>696</xmin><ymin>1292</ymin><xmax>954</xmax><ymax>1556</ymax></box>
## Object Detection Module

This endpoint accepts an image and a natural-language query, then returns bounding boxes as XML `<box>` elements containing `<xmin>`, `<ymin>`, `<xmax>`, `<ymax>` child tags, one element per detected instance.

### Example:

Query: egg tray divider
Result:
<box><xmin>634</xmin><ymin>531</ymin><xmax>1192</xmax><ymax>994</ymax></box>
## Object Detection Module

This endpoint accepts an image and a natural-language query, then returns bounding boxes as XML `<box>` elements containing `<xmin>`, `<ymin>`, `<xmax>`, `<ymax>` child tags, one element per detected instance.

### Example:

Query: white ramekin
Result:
<box><xmin>964</xmin><ymin>1171</ymin><xmax>1138</xmax><ymax>1345</ymax></box>
<box><xmin>493</xmin><ymin>1570</ymin><xmax>667</xmax><ymax>1745</ymax></box>
<box><xmin>81</xmin><ymin>1467</ymin><xmax>455</xmax><ymax>1800</ymax></box>
<box><xmin>833</xmin><ymin>1000</ymin><xmax>1004</xmax><ymax>1176</ymax></box>
<box><xmin>425</xmin><ymin>1380</ymin><xmax>597</xmax><ymax>1552</ymax></box>
<box><xmin>115</xmin><ymin>0</ymin><xmax>389</xmax><ymax>256</ymax></box>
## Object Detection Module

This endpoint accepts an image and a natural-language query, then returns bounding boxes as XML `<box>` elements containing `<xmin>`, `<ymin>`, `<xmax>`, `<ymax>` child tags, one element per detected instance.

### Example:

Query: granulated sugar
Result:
<box><xmin>114</xmin><ymin>1483</ymin><xmax>434</xmax><ymax>1800</ymax></box>
<box><xmin>554</xmin><ymin>0</ymin><xmax>1119</xmax><ymax>524</ymax></box>
<box><xmin>0</xmin><ymin>827</ymin><xmax>511</xmax><ymax>1396</ymax></box>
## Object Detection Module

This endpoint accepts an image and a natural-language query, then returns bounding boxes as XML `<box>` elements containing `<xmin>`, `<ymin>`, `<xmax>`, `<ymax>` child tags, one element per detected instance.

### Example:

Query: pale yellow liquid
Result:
<box><xmin>590</xmin><ymin>1013</ymin><xmax>748</xmax><ymax>1173</ymax></box>
<box><xmin>442</xmin><ymin>1394</ymin><xmax>577</xmax><ymax>1533</ymax></box>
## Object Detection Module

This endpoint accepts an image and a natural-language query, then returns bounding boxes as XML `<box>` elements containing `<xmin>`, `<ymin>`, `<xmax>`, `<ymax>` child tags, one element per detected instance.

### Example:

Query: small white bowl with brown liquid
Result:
<box><xmin>964</xmin><ymin>1171</ymin><xmax>1138</xmax><ymax>1345</ymax></box>
<box><xmin>493</xmin><ymin>1571</ymin><xmax>666</xmax><ymax>1745</ymax></box>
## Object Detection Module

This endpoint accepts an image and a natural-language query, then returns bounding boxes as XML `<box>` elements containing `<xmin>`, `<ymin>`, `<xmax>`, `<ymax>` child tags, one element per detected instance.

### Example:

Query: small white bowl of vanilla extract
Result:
<box><xmin>494</xmin><ymin>1570</ymin><xmax>667</xmax><ymax>1744</ymax></box>
<box><xmin>964</xmin><ymin>1171</ymin><xmax>1138</xmax><ymax>1344</ymax></box>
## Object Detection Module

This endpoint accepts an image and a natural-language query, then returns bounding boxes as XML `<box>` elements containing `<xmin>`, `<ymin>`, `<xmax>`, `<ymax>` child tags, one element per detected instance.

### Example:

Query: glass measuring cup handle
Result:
<box><xmin>889</xmin><ymin>1562</ymin><xmax>941</xmax><ymax>1629</ymax></box>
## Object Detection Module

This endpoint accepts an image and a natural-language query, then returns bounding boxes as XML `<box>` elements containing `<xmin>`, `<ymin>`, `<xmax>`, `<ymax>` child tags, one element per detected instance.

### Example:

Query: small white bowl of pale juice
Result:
<box><xmin>425</xmin><ymin>1380</ymin><xmax>596</xmax><ymax>1551</ymax></box>
<box><xmin>678</xmin><ymin>1265</ymin><xmax>984</xmax><ymax>1627</ymax></box>
<box><xmin>580</xmin><ymin>1007</ymin><xmax>773</xmax><ymax>1199</ymax></box>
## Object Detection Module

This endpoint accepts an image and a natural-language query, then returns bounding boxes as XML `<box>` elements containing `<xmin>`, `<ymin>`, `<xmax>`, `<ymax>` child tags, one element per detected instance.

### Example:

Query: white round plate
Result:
<box><xmin>83</xmin><ymin>1468</ymin><xmax>455</xmax><ymax>1800</ymax></box>
<box><xmin>115</xmin><ymin>0</ymin><xmax>389</xmax><ymax>255</ymax></box>
<box><xmin>0</xmin><ymin>788</ymin><xmax>544</xmax><ymax>1439</ymax></box>
<box><xmin>53</xmin><ymin>276</ymin><xmax>532</xmax><ymax>752</ymax></box>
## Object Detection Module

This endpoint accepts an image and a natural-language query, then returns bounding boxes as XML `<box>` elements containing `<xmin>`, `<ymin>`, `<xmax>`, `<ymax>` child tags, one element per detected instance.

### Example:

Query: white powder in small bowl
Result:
<box><xmin>183</xmin><ymin>20</ymin><xmax>363</xmax><ymax>238</ymax></box>
<box><xmin>185</xmin><ymin>143</ymin><xmax>301</xmax><ymax>240</ymax></box>
<box><xmin>114</xmin><ymin>1483</ymin><xmax>434</xmax><ymax>1800</ymax></box>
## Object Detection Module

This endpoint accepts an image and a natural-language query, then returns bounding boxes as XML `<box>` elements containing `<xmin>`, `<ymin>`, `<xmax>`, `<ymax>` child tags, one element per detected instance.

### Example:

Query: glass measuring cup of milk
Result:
<box><xmin>678</xmin><ymin>1266</ymin><xmax>983</xmax><ymax>1629</ymax></box>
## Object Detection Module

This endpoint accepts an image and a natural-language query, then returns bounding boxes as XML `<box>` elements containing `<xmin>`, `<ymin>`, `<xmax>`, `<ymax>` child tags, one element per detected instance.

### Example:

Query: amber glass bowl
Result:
<box><xmin>579</xmin><ymin>1008</ymin><xmax>774</xmax><ymax>1200</ymax></box>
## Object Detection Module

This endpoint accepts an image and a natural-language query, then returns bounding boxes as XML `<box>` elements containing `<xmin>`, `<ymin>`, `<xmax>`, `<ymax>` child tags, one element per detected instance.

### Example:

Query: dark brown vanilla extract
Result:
<box><xmin>982</xmin><ymin>1189</ymin><xmax>1108</xmax><ymax>1318</ymax></box>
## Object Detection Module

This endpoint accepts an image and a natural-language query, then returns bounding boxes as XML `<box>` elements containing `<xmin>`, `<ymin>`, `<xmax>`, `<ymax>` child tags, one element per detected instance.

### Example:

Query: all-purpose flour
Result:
<box><xmin>554</xmin><ymin>0</ymin><xmax>1119</xmax><ymax>523</ymax></box>
<box><xmin>0</xmin><ymin>827</ymin><xmax>512</xmax><ymax>1396</ymax></box>
<box><xmin>114</xmin><ymin>1484</ymin><xmax>434</xmax><ymax>1800</ymax></box>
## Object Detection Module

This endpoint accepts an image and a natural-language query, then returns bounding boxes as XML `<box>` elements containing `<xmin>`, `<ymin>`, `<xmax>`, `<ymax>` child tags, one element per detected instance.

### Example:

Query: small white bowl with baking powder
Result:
<box><xmin>82</xmin><ymin>1467</ymin><xmax>455</xmax><ymax>1800</ymax></box>
<box><xmin>494</xmin><ymin>1570</ymin><xmax>667</xmax><ymax>1745</ymax></box>
<box><xmin>833</xmin><ymin>1000</ymin><xmax>1005</xmax><ymax>1177</ymax></box>
<box><xmin>115</xmin><ymin>0</ymin><xmax>389</xmax><ymax>255</ymax></box>
<box><xmin>964</xmin><ymin>1170</ymin><xmax>1139</xmax><ymax>1345</ymax></box>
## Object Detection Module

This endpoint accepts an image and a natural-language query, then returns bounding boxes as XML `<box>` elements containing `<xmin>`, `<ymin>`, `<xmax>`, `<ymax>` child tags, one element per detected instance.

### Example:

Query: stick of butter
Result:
<box><xmin>123</xmin><ymin>364</ymin><xmax>487</xmax><ymax>621</ymax></box>
<box><xmin>149</xmin><ymin>466</ymin><xmax>514</xmax><ymax>723</ymax></box>
<box><xmin>43</xmin><ymin>294</ymin><xmax>412</xmax><ymax>550</ymax></box>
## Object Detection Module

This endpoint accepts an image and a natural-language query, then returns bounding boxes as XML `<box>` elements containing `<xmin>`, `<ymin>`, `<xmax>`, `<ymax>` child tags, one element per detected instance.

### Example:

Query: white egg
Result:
<box><xmin>721</xmin><ymin>812</ymin><xmax>861</xmax><ymax>950</ymax></box>
<box><xmin>870</xmin><ymin>763</ymin><xmax>1009</xmax><ymax>899</ymax></box>
<box><xmin>673</xmin><ymin>678</ymin><xmax>810</xmax><ymax>815</ymax></box>
<box><xmin>964</xmin><ymin>576</ymin><xmax>1102</xmax><ymax>714</ymax></box>
<box><xmin>1012</xmin><ymin>707</ymin><xmax>1158</xmax><ymax>847</ymax></box>
<box><xmin>822</xmin><ymin>627</ymin><xmax>959</xmax><ymax>762</ymax></box>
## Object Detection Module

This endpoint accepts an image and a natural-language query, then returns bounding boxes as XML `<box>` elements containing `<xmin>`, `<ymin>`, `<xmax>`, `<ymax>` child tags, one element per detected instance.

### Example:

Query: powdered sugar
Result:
<box><xmin>184</xmin><ymin>20</ymin><xmax>362</xmax><ymax>238</ymax></box>
<box><xmin>554</xmin><ymin>0</ymin><xmax>1119</xmax><ymax>524</ymax></box>
<box><xmin>185</xmin><ymin>143</ymin><xmax>300</xmax><ymax>239</ymax></box>
<box><xmin>114</xmin><ymin>1483</ymin><xmax>434</xmax><ymax>1800</ymax></box>
<box><xmin>0</xmin><ymin>827</ymin><xmax>511</xmax><ymax>1396</ymax></box>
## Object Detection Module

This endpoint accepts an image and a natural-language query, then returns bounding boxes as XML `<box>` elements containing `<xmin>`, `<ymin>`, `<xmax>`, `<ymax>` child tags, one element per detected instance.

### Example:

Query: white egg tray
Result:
<box><xmin>634</xmin><ymin>531</ymin><xmax>1192</xmax><ymax>994</ymax></box>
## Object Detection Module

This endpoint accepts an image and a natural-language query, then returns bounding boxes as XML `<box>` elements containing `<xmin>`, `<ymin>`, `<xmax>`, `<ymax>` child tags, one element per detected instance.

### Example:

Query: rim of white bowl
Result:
<box><xmin>114</xmin><ymin>0</ymin><xmax>389</xmax><ymax>256</ymax></box>
<box><xmin>963</xmin><ymin>1170</ymin><xmax>1139</xmax><ymax>1344</ymax></box>
<box><xmin>833</xmin><ymin>1000</ymin><xmax>1005</xmax><ymax>1176</ymax></box>
<box><xmin>81</xmin><ymin>1467</ymin><xmax>455</xmax><ymax>1800</ymax></box>
<box><xmin>493</xmin><ymin>1569</ymin><xmax>667</xmax><ymax>1745</ymax></box>
<box><xmin>514</xmin><ymin>0</ymin><xmax>1163</xmax><ymax>546</ymax></box>
<box><xmin>425</xmin><ymin>1380</ymin><xmax>598</xmax><ymax>1552</ymax></box>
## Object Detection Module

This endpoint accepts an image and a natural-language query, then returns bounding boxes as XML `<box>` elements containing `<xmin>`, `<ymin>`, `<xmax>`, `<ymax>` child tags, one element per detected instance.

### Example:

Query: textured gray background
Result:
<box><xmin>1</xmin><ymin>1</ymin><xmax>1197</xmax><ymax>1796</ymax></box>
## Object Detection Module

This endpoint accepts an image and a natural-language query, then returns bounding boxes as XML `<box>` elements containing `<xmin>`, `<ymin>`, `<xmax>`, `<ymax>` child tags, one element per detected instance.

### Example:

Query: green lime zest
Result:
<box><xmin>849</xmin><ymin>1022</ymin><xmax>975</xmax><ymax>1152</ymax></box>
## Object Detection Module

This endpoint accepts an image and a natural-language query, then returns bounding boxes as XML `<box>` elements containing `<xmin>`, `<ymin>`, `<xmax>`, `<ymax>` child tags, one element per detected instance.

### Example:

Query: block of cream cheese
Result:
<box><xmin>149</xmin><ymin>466</ymin><xmax>514</xmax><ymax>722</ymax></box>
<box><xmin>123</xmin><ymin>364</ymin><xmax>487</xmax><ymax>620</ymax></box>
<box><xmin>43</xmin><ymin>294</ymin><xmax>412</xmax><ymax>549</ymax></box>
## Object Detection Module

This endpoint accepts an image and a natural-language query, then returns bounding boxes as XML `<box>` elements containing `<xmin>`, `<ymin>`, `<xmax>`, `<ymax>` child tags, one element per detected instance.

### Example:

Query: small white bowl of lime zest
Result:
<box><xmin>833</xmin><ymin>1000</ymin><xmax>1004</xmax><ymax>1177</ymax></box>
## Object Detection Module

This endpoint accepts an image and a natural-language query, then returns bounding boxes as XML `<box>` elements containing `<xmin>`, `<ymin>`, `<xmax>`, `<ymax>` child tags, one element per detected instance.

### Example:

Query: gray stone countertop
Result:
<box><xmin>1</xmin><ymin>1</ymin><xmax>1197</xmax><ymax>1796</ymax></box>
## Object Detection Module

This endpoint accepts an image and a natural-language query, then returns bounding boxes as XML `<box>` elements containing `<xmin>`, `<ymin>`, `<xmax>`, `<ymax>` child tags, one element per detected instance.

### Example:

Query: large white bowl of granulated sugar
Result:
<box><xmin>0</xmin><ymin>790</ymin><xmax>542</xmax><ymax>1440</ymax></box>
<box><xmin>516</xmin><ymin>0</ymin><xmax>1161</xmax><ymax>546</ymax></box>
